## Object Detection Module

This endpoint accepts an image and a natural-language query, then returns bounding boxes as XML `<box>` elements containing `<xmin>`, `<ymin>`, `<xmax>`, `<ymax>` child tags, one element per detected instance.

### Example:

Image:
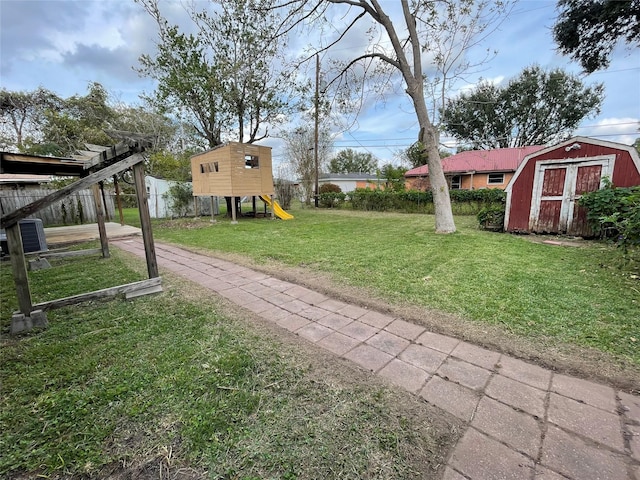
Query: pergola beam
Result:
<box><xmin>1</xmin><ymin>153</ymin><xmax>144</xmax><ymax>228</ymax></box>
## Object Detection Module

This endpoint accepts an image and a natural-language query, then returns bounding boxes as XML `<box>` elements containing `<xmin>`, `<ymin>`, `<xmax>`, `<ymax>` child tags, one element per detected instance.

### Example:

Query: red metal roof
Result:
<box><xmin>405</xmin><ymin>146</ymin><xmax>545</xmax><ymax>176</ymax></box>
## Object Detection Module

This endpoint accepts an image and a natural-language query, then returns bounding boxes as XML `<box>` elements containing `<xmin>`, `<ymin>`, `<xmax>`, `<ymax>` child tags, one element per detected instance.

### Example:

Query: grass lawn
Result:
<box><xmin>0</xmin><ymin>249</ymin><xmax>458</xmax><ymax>478</ymax></box>
<box><xmin>2</xmin><ymin>204</ymin><xmax>638</xmax><ymax>477</ymax></box>
<box><xmin>132</xmin><ymin>206</ymin><xmax>639</xmax><ymax>368</ymax></box>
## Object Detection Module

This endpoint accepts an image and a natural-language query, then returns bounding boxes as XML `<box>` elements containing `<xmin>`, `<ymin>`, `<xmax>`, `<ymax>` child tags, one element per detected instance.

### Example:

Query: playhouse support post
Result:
<box><xmin>231</xmin><ymin>196</ymin><xmax>238</xmax><ymax>224</ymax></box>
<box><xmin>270</xmin><ymin>195</ymin><xmax>275</xmax><ymax>220</ymax></box>
<box><xmin>211</xmin><ymin>197</ymin><xmax>216</xmax><ymax>222</ymax></box>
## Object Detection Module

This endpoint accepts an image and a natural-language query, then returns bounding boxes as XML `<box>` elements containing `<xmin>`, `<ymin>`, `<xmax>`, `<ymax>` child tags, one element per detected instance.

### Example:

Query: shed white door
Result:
<box><xmin>530</xmin><ymin>157</ymin><xmax>613</xmax><ymax>236</ymax></box>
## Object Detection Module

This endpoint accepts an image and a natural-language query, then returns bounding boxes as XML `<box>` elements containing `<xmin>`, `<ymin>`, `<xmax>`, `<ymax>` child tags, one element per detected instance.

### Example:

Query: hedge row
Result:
<box><xmin>319</xmin><ymin>188</ymin><xmax>506</xmax><ymax>215</ymax></box>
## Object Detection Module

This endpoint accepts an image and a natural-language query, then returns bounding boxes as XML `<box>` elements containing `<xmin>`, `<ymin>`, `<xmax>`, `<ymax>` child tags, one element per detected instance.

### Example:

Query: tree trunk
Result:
<box><xmin>407</xmin><ymin>82</ymin><xmax>456</xmax><ymax>233</ymax></box>
<box><xmin>422</xmin><ymin>124</ymin><xmax>456</xmax><ymax>233</ymax></box>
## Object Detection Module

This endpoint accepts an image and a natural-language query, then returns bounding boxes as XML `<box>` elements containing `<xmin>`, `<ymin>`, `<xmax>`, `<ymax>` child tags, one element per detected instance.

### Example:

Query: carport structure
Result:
<box><xmin>1</xmin><ymin>136</ymin><xmax>161</xmax><ymax>333</ymax></box>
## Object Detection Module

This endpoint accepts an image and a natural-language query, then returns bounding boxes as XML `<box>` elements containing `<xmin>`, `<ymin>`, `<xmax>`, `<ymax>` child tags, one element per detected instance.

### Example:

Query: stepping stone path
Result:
<box><xmin>114</xmin><ymin>239</ymin><xmax>640</xmax><ymax>480</ymax></box>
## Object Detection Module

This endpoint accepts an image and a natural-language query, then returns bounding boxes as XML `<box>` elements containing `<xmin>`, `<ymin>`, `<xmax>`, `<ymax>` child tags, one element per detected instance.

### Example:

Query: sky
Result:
<box><xmin>1</xmin><ymin>0</ymin><xmax>639</xmax><ymax>168</ymax></box>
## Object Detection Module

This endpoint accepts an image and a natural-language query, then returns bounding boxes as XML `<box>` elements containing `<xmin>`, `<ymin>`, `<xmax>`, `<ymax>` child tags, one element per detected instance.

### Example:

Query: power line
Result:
<box><xmin>332</xmin><ymin>122</ymin><xmax>639</xmax><ymax>145</ymax></box>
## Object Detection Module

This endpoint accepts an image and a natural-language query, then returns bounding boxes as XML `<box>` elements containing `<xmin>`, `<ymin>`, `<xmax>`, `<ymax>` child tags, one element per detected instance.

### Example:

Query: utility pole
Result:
<box><xmin>314</xmin><ymin>54</ymin><xmax>320</xmax><ymax>208</ymax></box>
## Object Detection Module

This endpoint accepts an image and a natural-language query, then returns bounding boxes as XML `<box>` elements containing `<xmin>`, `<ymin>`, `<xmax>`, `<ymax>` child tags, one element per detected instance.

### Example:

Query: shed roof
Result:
<box><xmin>505</xmin><ymin>136</ymin><xmax>640</xmax><ymax>193</ymax></box>
<box><xmin>405</xmin><ymin>146</ymin><xmax>545</xmax><ymax>177</ymax></box>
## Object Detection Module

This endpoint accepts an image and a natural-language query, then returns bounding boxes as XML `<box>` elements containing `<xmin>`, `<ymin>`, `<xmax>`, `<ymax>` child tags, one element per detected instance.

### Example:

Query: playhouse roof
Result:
<box><xmin>405</xmin><ymin>145</ymin><xmax>545</xmax><ymax>177</ymax></box>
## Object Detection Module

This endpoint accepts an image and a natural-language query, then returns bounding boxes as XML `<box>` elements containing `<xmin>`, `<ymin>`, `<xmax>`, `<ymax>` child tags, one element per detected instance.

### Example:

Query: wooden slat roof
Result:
<box><xmin>0</xmin><ymin>141</ymin><xmax>141</xmax><ymax>177</ymax></box>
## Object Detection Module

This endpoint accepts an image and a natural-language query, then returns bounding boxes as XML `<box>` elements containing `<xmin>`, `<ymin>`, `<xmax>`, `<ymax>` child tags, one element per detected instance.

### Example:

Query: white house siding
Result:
<box><xmin>145</xmin><ymin>176</ymin><xmax>217</xmax><ymax>218</ymax></box>
<box><xmin>318</xmin><ymin>174</ymin><xmax>385</xmax><ymax>193</ymax></box>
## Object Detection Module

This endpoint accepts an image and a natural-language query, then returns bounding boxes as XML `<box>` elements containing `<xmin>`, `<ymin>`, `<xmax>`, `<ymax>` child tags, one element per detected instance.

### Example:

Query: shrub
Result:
<box><xmin>477</xmin><ymin>205</ymin><xmax>506</xmax><ymax>231</ymax></box>
<box><xmin>275</xmin><ymin>178</ymin><xmax>295</xmax><ymax>209</ymax></box>
<box><xmin>319</xmin><ymin>183</ymin><xmax>342</xmax><ymax>194</ymax></box>
<box><xmin>319</xmin><ymin>192</ymin><xmax>346</xmax><ymax>208</ymax></box>
<box><xmin>578</xmin><ymin>181</ymin><xmax>640</xmax><ymax>253</ymax></box>
<box><xmin>163</xmin><ymin>182</ymin><xmax>193</xmax><ymax>218</ymax></box>
<box><xmin>347</xmin><ymin>188</ymin><xmax>504</xmax><ymax>215</ymax></box>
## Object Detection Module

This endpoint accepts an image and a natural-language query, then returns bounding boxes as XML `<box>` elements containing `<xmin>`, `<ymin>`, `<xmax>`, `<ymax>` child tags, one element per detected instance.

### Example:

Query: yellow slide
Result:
<box><xmin>260</xmin><ymin>195</ymin><xmax>294</xmax><ymax>220</ymax></box>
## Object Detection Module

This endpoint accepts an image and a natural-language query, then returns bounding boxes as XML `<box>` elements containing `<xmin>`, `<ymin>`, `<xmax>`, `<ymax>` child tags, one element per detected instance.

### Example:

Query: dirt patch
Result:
<box><xmin>516</xmin><ymin>232</ymin><xmax>594</xmax><ymax>248</ymax></box>
<box><xmin>171</xmin><ymin>243</ymin><xmax>640</xmax><ymax>393</ymax></box>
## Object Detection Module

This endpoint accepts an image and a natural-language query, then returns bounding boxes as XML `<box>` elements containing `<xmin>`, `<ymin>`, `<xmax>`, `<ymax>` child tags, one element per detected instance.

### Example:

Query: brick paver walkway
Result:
<box><xmin>114</xmin><ymin>238</ymin><xmax>640</xmax><ymax>480</ymax></box>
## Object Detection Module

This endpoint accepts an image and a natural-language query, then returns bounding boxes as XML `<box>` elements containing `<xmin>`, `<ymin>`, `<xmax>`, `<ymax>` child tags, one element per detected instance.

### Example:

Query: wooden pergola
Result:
<box><xmin>1</xmin><ymin>137</ymin><xmax>161</xmax><ymax>334</ymax></box>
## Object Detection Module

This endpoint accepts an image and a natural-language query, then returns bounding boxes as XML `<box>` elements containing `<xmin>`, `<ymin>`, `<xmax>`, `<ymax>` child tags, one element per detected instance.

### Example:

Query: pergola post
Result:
<box><xmin>113</xmin><ymin>175</ymin><xmax>125</xmax><ymax>226</ymax></box>
<box><xmin>92</xmin><ymin>183</ymin><xmax>110</xmax><ymax>258</ymax></box>
<box><xmin>6</xmin><ymin>224</ymin><xmax>32</xmax><ymax>316</ymax></box>
<box><xmin>133</xmin><ymin>162</ymin><xmax>159</xmax><ymax>278</ymax></box>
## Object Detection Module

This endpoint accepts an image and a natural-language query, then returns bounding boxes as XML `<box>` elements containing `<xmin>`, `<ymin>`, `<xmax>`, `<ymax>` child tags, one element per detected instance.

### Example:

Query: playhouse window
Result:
<box><xmin>200</xmin><ymin>162</ymin><xmax>219</xmax><ymax>173</ymax></box>
<box><xmin>245</xmin><ymin>155</ymin><xmax>259</xmax><ymax>169</ymax></box>
<box><xmin>488</xmin><ymin>173</ymin><xmax>504</xmax><ymax>184</ymax></box>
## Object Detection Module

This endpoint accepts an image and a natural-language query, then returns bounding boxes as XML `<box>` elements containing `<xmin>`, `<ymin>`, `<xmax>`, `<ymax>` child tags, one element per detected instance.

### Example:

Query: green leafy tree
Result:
<box><xmin>553</xmin><ymin>0</ymin><xmax>640</xmax><ymax>73</ymax></box>
<box><xmin>402</xmin><ymin>142</ymin><xmax>451</xmax><ymax>168</ymax></box>
<box><xmin>442</xmin><ymin>66</ymin><xmax>603</xmax><ymax>149</ymax></box>
<box><xmin>27</xmin><ymin>82</ymin><xmax>115</xmax><ymax>156</ymax></box>
<box><xmin>0</xmin><ymin>87</ymin><xmax>61</xmax><ymax>151</ymax></box>
<box><xmin>328</xmin><ymin>149</ymin><xmax>377</xmax><ymax>174</ymax></box>
<box><xmin>136</xmin><ymin>0</ymin><xmax>293</xmax><ymax>147</ymax></box>
<box><xmin>147</xmin><ymin>150</ymin><xmax>194</xmax><ymax>182</ymax></box>
<box><xmin>109</xmin><ymin>101</ymin><xmax>179</xmax><ymax>151</ymax></box>
<box><xmin>377</xmin><ymin>164</ymin><xmax>407</xmax><ymax>192</ymax></box>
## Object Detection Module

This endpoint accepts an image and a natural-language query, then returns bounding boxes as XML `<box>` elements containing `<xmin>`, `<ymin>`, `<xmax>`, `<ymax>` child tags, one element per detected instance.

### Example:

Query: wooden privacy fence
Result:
<box><xmin>0</xmin><ymin>188</ymin><xmax>116</xmax><ymax>226</ymax></box>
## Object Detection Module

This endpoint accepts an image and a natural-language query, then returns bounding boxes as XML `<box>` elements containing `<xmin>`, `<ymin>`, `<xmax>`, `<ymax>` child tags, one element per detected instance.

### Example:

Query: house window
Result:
<box><xmin>451</xmin><ymin>175</ymin><xmax>461</xmax><ymax>189</ymax></box>
<box><xmin>245</xmin><ymin>155</ymin><xmax>259</xmax><ymax>169</ymax></box>
<box><xmin>487</xmin><ymin>173</ymin><xmax>504</xmax><ymax>185</ymax></box>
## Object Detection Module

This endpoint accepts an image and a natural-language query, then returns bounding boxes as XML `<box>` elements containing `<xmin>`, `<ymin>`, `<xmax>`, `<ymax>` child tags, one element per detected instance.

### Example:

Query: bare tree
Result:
<box><xmin>283</xmin><ymin>125</ymin><xmax>333</xmax><ymax>205</ymax></box>
<box><xmin>273</xmin><ymin>0</ymin><xmax>512</xmax><ymax>233</ymax></box>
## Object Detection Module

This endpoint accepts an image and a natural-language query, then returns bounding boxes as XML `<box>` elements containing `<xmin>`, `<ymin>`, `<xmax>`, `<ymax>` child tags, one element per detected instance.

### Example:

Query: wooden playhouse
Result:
<box><xmin>191</xmin><ymin>142</ymin><xmax>292</xmax><ymax>221</ymax></box>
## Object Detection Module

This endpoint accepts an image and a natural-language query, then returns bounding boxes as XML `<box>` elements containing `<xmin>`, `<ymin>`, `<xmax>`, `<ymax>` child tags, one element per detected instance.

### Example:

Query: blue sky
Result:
<box><xmin>1</xmin><ymin>0</ymin><xmax>638</xmax><ymax>168</ymax></box>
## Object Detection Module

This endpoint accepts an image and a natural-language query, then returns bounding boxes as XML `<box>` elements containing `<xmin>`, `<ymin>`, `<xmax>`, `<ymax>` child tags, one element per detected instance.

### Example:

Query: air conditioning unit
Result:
<box><xmin>18</xmin><ymin>219</ymin><xmax>48</xmax><ymax>253</ymax></box>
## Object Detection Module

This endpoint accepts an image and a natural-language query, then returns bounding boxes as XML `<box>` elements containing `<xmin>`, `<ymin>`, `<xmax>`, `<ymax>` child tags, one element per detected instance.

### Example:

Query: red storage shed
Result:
<box><xmin>504</xmin><ymin>137</ymin><xmax>640</xmax><ymax>236</ymax></box>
